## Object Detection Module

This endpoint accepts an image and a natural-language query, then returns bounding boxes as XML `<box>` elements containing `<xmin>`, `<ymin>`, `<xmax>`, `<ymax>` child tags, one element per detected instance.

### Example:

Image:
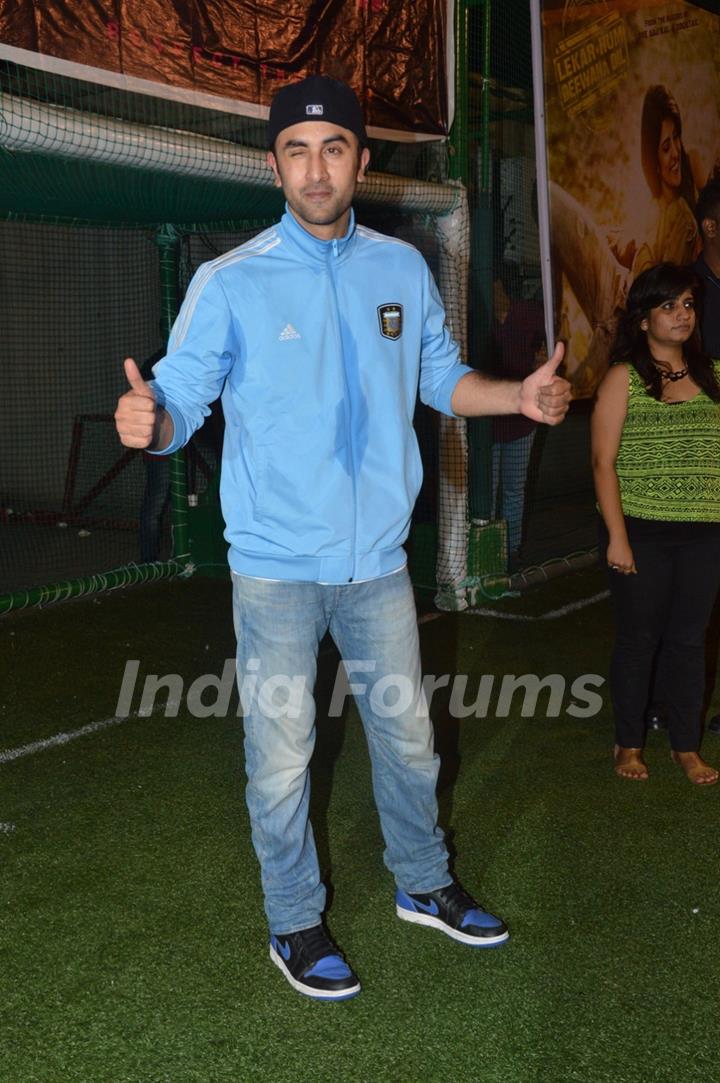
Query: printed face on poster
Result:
<box><xmin>540</xmin><ymin>0</ymin><xmax>720</xmax><ymax>396</ymax></box>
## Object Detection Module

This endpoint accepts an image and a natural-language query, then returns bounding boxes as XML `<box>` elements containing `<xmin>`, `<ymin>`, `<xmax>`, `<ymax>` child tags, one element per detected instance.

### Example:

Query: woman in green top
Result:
<box><xmin>592</xmin><ymin>263</ymin><xmax>720</xmax><ymax>784</ymax></box>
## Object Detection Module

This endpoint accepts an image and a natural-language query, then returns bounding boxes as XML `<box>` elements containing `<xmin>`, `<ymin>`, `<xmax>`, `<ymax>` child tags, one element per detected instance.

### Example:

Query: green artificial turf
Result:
<box><xmin>1</xmin><ymin>571</ymin><xmax>719</xmax><ymax>1082</ymax></box>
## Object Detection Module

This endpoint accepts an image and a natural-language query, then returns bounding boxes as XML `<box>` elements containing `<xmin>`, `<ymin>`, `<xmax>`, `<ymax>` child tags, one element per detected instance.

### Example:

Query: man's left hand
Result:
<box><xmin>519</xmin><ymin>342</ymin><xmax>571</xmax><ymax>425</ymax></box>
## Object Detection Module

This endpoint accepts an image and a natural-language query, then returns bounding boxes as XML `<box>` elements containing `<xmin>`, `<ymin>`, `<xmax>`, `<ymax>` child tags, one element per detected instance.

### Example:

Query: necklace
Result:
<box><xmin>656</xmin><ymin>365</ymin><xmax>688</xmax><ymax>382</ymax></box>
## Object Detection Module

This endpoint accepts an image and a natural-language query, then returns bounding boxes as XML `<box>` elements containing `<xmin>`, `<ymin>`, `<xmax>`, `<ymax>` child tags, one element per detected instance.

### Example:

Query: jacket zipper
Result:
<box><xmin>328</xmin><ymin>238</ymin><xmax>357</xmax><ymax>581</ymax></box>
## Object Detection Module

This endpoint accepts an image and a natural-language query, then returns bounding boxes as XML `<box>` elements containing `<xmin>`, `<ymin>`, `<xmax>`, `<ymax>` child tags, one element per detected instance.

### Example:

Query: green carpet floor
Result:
<box><xmin>2</xmin><ymin>571</ymin><xmax>719</xmax><ymax>1082</ymax></box>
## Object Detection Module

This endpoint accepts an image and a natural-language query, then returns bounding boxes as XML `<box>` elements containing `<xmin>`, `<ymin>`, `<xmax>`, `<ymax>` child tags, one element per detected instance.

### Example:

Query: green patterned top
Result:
<box><xmin>616</xmin><ymin>363</ymin><xmax>720</xmax><ymax>522</ymax></box>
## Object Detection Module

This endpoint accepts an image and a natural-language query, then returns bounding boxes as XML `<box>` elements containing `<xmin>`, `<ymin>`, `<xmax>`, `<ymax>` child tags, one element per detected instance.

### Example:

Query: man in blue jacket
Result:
<box><xmin>115</xmin><ymin>75</ymin><xmax>570</xmax><ymax>1001</ymax></box>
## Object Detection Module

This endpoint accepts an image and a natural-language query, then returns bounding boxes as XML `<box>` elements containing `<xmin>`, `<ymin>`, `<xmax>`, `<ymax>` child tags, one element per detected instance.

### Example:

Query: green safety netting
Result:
<box><xmin>0</xmin><ymin>58</ymin><xmax>474</xmax><ymax>612</ymax></box>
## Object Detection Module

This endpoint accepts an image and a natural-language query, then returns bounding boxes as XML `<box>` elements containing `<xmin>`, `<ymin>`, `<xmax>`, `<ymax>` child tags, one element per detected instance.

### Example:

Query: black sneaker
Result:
<box><xmin>396</xmin><ymin>881</ymin><xmax>509</xmax><ymax>947</ymax></box>
<box><xmin>269</xmin><ymin>924</ymin><xmax>361</xmax><ymax>1000</ymax></box>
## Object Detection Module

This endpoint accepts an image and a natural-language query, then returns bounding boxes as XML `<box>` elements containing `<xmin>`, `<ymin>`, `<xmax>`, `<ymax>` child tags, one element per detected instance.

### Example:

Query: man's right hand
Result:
<box><xmin>115</xmin><ymin>358</ymin><xmax>158</xmax><ymax>448</ymax></box>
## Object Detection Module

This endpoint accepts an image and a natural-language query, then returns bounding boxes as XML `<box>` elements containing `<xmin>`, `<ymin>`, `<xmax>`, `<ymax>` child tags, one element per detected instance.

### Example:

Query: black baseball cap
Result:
<box><xmin>267</xmin><ymin>75</ymin><xmax>368</xmax><ymax>149</ymax></box>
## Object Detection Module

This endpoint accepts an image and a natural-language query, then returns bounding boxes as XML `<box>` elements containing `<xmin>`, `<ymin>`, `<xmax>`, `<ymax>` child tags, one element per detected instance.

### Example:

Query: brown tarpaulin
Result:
<box><xmin>0</xmin><ymin>0</ymin><xmax>450</xmax><ymax>138</ymax></box>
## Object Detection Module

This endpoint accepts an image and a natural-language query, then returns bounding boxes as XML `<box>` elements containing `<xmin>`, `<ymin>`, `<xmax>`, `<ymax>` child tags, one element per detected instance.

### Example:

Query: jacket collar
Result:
<box><xmin>279</xmin><ymin>204</ymin><xmax>357</xmax><ymax>264</ymax></box>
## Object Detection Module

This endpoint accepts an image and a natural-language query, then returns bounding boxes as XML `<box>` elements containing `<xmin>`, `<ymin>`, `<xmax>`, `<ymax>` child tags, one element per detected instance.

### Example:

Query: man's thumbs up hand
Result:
<box><xmin>114</xmin><ymin>357</ymin><xmax>158</xmax><ymax>447</ymax></box>
<box><xmin>123</xmin><ymin>357</ymin><xmax>155</xmax><ymax>398</ymax></box>
<box><xmin>519</xmin><ymin>341</ymin><xmax>571</xmax><ymax>425</ymax></box>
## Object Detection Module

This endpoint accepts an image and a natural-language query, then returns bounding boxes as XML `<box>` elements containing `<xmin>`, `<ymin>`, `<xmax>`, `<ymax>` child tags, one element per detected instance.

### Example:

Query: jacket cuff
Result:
<box><xmin>145</xmin><ymin>383</ymin><xmax>187</xmax><ymax>455</ymax></box>
<box><xmin>434</xmin><ymin>364</ymin><xmax>475</xmax><ymax>417</ymax></box>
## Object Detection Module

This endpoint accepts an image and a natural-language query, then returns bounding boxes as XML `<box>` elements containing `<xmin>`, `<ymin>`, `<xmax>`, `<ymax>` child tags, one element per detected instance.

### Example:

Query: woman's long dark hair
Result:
<box><xmin>610</xmin><ymin>262</ymin><xmax>720</xmax><ymax>402</ymax></box>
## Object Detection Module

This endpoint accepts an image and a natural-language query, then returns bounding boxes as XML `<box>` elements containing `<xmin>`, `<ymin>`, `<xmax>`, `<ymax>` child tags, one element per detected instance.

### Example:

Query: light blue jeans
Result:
<box><xmin>232</xmin><ymin>567</ymin><xmax>450</xmax><ymax>934</ymax></box>
<box><xmin>491</xmin><ymin>430</ymin><xmax>536</xmax><ymax>555</ymax></box>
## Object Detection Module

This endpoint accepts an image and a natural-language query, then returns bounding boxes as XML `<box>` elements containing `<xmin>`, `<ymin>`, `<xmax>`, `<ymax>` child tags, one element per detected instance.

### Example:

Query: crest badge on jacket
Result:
<box><xmin>378</xmin><ymin>304</ymin><xmax>403</xmax><ymax>340</ymax></box>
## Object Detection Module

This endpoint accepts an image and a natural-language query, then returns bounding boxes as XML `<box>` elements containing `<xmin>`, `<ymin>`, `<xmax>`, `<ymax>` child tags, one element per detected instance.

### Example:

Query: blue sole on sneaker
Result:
<box><xmin>395</xmin><ymin>903</ymin><xmax>510</xmax><ymax>947</ymax></box>
<box><xmin>269</xmin><ymin>944</ymin><xmax>361</xmax><ymax>1000</ymax></box>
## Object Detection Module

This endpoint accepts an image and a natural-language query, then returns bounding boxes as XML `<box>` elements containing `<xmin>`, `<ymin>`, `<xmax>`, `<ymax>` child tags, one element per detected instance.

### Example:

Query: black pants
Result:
<box><xmin>600</xmin><ymin>517</ymin><xmax>720</xmax><ymax>751</ymax></box>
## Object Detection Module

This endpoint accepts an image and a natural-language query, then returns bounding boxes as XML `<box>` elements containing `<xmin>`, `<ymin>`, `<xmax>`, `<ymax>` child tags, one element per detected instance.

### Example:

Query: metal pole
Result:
<box><xmin>155</xmin><ymin>223</ymin><xmax>189</xmax><ymax>563</ymax></box>
<box><xmin>450</xmin><ymin>0</ymin><xmax>469</xmax><ymax>184</ymax></box>
<box><xmin>530</xmin><ymin>0</ymin><xmax>556</xmax><ymax>355</ymax></box>
<box><xmin>466</xmin><ymin>0</ymin><xmax>494</xmax><ymax>523</ymax></box>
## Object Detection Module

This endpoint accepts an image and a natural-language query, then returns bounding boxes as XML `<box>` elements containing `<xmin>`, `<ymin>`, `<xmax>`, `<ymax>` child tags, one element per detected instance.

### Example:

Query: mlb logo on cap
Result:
<box><xmin>306</xmin><ymin>104</ymin><xmax>324</xmax><ymax>115</ymax></box>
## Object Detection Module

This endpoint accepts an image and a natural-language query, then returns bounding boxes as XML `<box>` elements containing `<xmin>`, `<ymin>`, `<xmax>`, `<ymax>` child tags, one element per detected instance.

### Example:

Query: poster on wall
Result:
<box><xmin>0</xmin><ymin>0</ymin><xmax>453</xmax><ymax>141</ymax></box>
<box><xmin>537</xmin><ymin>0</ymin><xmax>720</xmax><ymax>396</ymax></box>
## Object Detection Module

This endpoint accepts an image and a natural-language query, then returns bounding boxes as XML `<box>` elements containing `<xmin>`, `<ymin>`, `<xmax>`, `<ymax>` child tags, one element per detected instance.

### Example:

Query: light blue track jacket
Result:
<box><xmin>151</xmin><ymin>207</ymin><xmax>473</xmax><ymax>583</ymax></box>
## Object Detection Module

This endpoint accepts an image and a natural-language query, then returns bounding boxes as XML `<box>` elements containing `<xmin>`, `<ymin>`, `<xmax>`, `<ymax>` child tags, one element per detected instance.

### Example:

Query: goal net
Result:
<box><xmin>0</xmin><ymin>64</ymin><xmax>472</xmax><ymax>612</ymax></box>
